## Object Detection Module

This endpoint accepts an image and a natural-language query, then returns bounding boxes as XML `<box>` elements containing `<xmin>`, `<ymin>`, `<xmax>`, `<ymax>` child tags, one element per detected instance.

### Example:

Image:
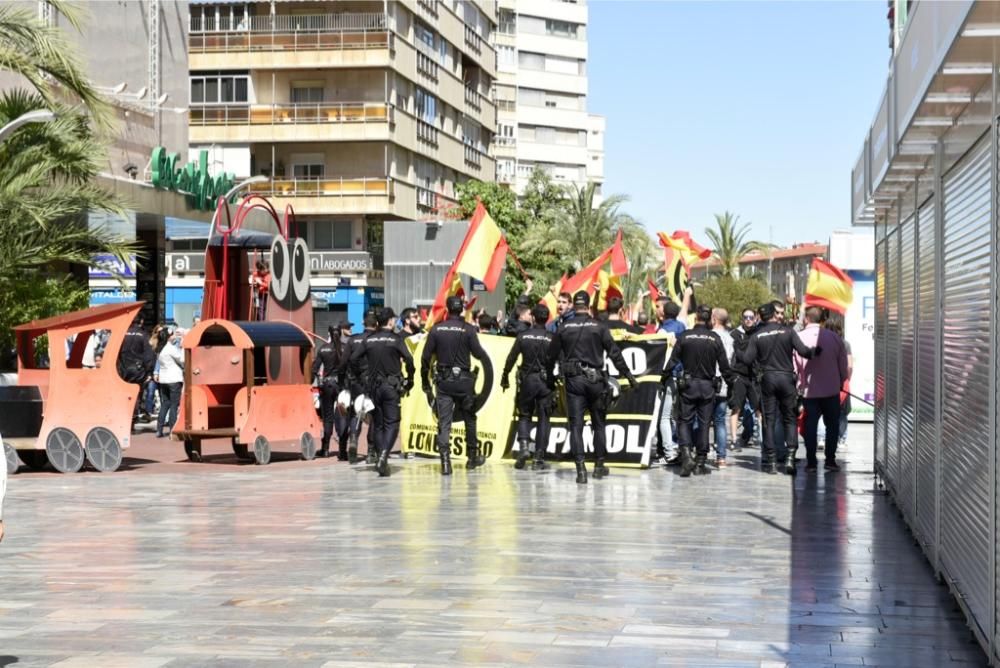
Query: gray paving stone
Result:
<box><xmin>0</xmin><ymin>424</ymin><xmax>986</xmax><ymax>666</ymax></box>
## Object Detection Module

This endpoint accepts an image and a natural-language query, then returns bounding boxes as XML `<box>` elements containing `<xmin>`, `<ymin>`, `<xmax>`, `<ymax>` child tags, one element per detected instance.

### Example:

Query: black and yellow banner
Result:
<box><xmin>402</xmin><ymin>332</ymin><xmax>674</xmax><ymax>467</ymax></box>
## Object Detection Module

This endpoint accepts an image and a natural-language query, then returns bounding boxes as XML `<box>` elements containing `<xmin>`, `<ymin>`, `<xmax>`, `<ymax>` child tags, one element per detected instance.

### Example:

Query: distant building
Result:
<box><xmin>690</xmin><ymin>243</ymin><xmax>828</xmax><ymax>305</ymax></box>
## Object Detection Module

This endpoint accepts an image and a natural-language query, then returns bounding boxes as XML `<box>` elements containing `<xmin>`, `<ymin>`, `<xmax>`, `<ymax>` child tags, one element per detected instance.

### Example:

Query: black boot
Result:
<box><xmin>532</xmin><ymin>446</ymin><xmax>549</xmax><ymax>471</ymax></box>
<box><xmin>337</xmin><ymin>440</ymin><xmax>348</xmax><ymax>461</ymax></box>
<box><xmin>694</xmin><ymin>453</ymin><xmax>712</xmax><ymax>475</ymax></box>
<box><xmin>377</xmin><ymin>449</ymin><xmax>390</xmax><ymax>477</ymax></box>
<box><xmin>575</xmin><ymin>461</ymin><xmax>588</xmax><ymax>484</ymax></box>
<box><xmin>440</xmin><ymin>449</ymin><xmax>452</xmax><ymax>476</ymax></box>
<box><xmin>762</xmin><ymin>454</ymin><xmax>777</xmax><ymax>474</ymax></box>
<box><xmin>317</xmin><ymin>441</ymin><xmax>330</xmax><ymax>458</ymax></box>
<box><xmin>785</xmin><ymin>447</ymin><xmax>798</xmax><ymax>476</ymax></box>
<box><xmin>514</xmin><ymin>440</ymin><xmax>530</xmax><ymax>470</ymax></box>
<box><xmin>593</xmin><ymin>458</ymin><xmax>609</xmax><ymax>479</ymax></box>
<box><xmin>366</xmin><ymin>447</ymin><xmax>378</xmax><ymax>465</ymax></box>
<box><xmin>347</xmin><ymin>435</ymin><xmax>358</xmax><ymax>463</ymax></box>
<box><xmin>679</xmin><ymin>447</ymin><xmax>696</xmax><ymax>477</ymax></box>
<box><xmin>467</xmin><ymin>446</ymin><xmax>485</xmax><ymax>469</ymax></box>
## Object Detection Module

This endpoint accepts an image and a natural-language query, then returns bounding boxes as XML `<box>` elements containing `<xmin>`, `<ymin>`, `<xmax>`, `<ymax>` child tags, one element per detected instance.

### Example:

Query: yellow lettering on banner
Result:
<box><xmin>402</xmin><ymin>334</ymin><xmax>518</xmax><ymax>461</ymax></box>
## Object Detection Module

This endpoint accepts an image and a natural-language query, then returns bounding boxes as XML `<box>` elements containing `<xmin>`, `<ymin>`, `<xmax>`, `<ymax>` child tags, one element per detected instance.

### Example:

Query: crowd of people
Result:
<box><xmin>116</xmin><ymin>319</ymin><xmax>188</xmax><ymax>438</ymax></box>
<box><xmin>310</xmin><ymin>284</ymin><xmax>852</xmax><ymax>483</ymax></box>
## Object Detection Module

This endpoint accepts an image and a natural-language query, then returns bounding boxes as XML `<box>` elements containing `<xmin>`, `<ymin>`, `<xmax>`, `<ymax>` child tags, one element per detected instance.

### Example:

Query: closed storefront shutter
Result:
<box><xmin>914</xmin><ymin>197</ymin><xmax>938</xmax><ymax>556</ymax></box>
<box><xmin>885</xmin><ymin>226</ymin><xmax>900</xmax><ymax>492</ymax></box>
<box><xmin>898</xmin><ymin>215</ymin><xmax>917</xmax><ymax>523</ymax></box>
<box><xmin>940</xmin><ymin>134</ymin><xmax>992</xmax><ymax>637</ymax></box>
<box><xmin>874</xmin><ymin>239</ymin><xmax>887</xmax><ymax>475</ymax></box>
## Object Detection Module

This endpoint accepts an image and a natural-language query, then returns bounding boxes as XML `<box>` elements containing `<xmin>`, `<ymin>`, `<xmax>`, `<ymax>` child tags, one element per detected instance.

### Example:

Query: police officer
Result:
<box><xmin>312</xmin><ymin>324</ymin><xmax>347</xmax><ymax>459</ymax></box>
<box><xmin>728</xmin><ymin>309</ymin><xmax>760</xmax><ymax>451</ymax></box>
<box><xmin>338</xmin><ymin>311</ymin><xmax>378</xmax><ymax>463</ymax></box>
<box><xmin>741</xmin><ymin>302</ymin><xmax>818</xmax><ymax>475</ymax></box>
<box><xmin>501</xmin><ymin>303</ymin><xmax>554</xmax><ymax>471</ymax></box>
<box><xmin>549</xmin><ymin>290</ymin><xmax>638</xmax><ymax>484</ymax></box>
<box><xmin>421</xmin><ymin>296</ymin><xmax>494</xmax><ymax>475</ymax></box>
<box><xmin>352</xmin><ymin>307</ymin><xmax>415</xmax><ymax>477</ymax></box>
<box><xmin>663</xmin><ymin>305</ymin><xmax>735</xmax><ymax>477</ymax></box>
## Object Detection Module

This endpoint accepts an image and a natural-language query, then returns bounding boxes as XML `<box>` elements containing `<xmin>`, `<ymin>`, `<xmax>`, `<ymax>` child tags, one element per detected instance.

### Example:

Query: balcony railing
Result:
<box><xmin>464</xmin><ymin>25</ymin><xmax>482</xmax><ymax>55</ymax></box>
<box><xmin>247</xmin><ymin>177</ymin><xmax>393</xmax><ymax>199</ymax></box>
<box><xmin>191</xmin><ymin>12</ymin><xmax>387</xmax><ymax>33</ymax></box>
<box><xmin>189</xmin><ymin>13</ymin><xmax>390</xmax><ymax>53</ymax></box>
<box><xmin>464</xmin><ymin>87</ymin><xmax>482</xmax><ymax>112</ymax></box>
<box><xmin>416</xmin><ymin>119</ymin><xmax>439</xmax><ymax>147</ymax></box>
<box><xmin>493</xmin><ymin>136</ymin><xmax>516</xmax><ymax>147</ymax></box>
<box><xmin>190</xmin><ymin>102</ymin><xmax>392</xmax><ymax>126</ymax></box>
<box><xmin>494</xmin><ymin>99</ymin><xmax>516</xmax><ymax>113</ymax></box>
<box><xmin>464</xmin><ymin>145</ymin><xmax>482</xmax><ymax>169</ymax></box>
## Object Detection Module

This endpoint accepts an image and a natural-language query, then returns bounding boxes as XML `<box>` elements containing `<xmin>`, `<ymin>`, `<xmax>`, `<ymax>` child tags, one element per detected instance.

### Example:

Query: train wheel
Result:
<box><xmin>253</xmin><ymin>435</ymin><xmax>271</xmax><ymax>466</ymax></box>
<box><xmin>3</xmin><ymin>440</ymin><xmax>19</xmax><ymax>475</ymax></box>
<box><xmin>184</xmin><ymin>439</ymin><xmax>203</xmax><ymax>463</ymax></box>
<box><xmin>300</xmin><ymin>432</ymin><xmax>316</xmax><ymax>461</ymax></box>
<box><xmin>46</xmin><ymin>428</ymin><xmax>85</xmax><ymax>474</ymax></box>
<box><xmin>18</xmin><ymin>449</ymin><xmax>48</xmax><ymax>471</ymax></box>
<box><xmin>232</xmin><ymin>440</ymin><xmax>252</xmax><ymax>461</ymax></box>
<box><xmin>84</xmin><ymin>427</ymin><xmax>123</xmax><ymax>473</ymax></box>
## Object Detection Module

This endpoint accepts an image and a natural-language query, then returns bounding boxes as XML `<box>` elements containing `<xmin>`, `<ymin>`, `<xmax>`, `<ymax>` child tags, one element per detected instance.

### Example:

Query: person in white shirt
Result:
<box><xmin>711</xmin><ymin>309</ymin><xmax>735</xmax><ymax>467</ymax></box>
<box><xmin>155</xmin><ymin>328</ymin><xmax>185</xmax><ymax>438</ymax></box>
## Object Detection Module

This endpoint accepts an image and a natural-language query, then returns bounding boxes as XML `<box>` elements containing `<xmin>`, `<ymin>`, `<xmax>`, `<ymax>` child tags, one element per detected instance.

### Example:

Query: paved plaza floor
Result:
<box><xmin>0</xmin><ymin>424</ymin><xmax>988</xmax><ymax>667</ymax></box>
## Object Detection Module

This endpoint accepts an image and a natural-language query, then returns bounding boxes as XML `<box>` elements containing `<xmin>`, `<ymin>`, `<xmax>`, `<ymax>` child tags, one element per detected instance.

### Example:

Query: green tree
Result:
<box><xmin>0</xmin><ymin>274</ymin><xmax>89</xmax><ymax>369</ymax></box>
<box><xmin>454</xmin><ymin>180</ymin><xmax>526</xmax><ymax>306</ymax></box>
<box><xmin>704</xmin><ymin>211</ymin><xmax>767</xmax><ymax>279</ymax></box>
<box><xmin>694</xmin><ymin>275</ymin><xmax>775</xmax><ymax>320</ymax></box>
<box><xmin>513</xmin><ymin>168</ymin><xmax>567</xmax><ymax>296</ymax></box>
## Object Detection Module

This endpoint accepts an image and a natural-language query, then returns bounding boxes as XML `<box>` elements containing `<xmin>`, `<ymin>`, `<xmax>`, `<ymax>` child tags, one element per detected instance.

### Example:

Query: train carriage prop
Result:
<box><xmin>0</xmin><ymin>302</ymin><xmax>145</xmax><ymax>474</ymax></box>
<box><xmin>171</xmin><ymin>319</ymin><xmax>319</xmax><ymax>464</ymax></box>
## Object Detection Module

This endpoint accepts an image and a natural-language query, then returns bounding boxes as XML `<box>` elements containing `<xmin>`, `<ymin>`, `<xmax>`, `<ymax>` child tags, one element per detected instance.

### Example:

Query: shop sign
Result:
<box><xmin>150</xmin><ymin>147</ymin><xmax>236</xmax><ymax>211</ymax></box>
<box><xmin>167</xmin><ymin>253</ymin><xmax>206</xmax><ymax>275</ymax></box>
<box><xmin>308</xmin><ymin>251</ymin><xmax>373</xmax><ymax>273</ymax></box>
<box><xmin>89</xmin><ymin>254</ymin><xmax>136</xmax><ymax>278</ymax></box>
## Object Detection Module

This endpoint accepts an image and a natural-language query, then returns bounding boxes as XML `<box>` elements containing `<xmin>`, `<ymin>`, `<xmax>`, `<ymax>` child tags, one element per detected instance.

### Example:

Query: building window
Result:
<box><xmin>190</xmin><ymin>72</ymin><xmax>249</xmax><ymax>105</ymax></box>
<box><xmin>518</xmin><ymin>51</ymin><xmax>544</xmax><ymax>71</ymax></box>
<box><xmin>545</xmin><ymin>19</ymin><xmax>580</xmax><ymax>38</ymax></box>
<box><xmin>415</xmin><ymin>88</ymin><xmax>438</xmax><ymax>125</ymax></box>
<box><xmin>293</xmin><ymin>163</ymin><xmax>324</xmax><ymax>180</ymax></box>
<box><xmin>333</xmin><ymin>221</ymin><xmax>353</xmax><ymax>249</ymax></box>
<box><xmin>291</xmin><ymin>84</ymin><xmax>324</xmax><ymax>104</ymax></box>
<box><xmin>313</xmin><ymin>221</ymin><xmax>333</xmax><ymax>250</ymax></box>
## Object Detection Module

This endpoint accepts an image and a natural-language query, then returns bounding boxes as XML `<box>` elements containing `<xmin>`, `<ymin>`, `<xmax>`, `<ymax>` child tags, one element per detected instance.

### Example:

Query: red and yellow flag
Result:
<box><xmin>805</xmin><ymin>258</ymin><xmax>853</xmax><ymax>314</ymax></box>
<box><xmin>426</xmin><ymin>201</ymin><xmax>509</xmax><ymax>327</ymax></box>
<box><xmin>657</xmin><ymin>230</ymin><xmax>711</xmax><ymax>304</ymax></box>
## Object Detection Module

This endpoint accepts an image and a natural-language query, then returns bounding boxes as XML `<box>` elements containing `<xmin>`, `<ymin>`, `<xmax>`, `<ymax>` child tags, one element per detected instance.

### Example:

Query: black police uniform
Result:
<box><xmin>663</xmin><ymin>323</ymin><xmax>734</xmax><ymax>476</ymax></box>
<box><xmin>728</xmin><ymin>324</ymin><xmax>761</xmax><ymax>445</ymax></box>
<box><xmin>501</xmin><ymin>324</ymin><xmax>554</xmax><ymax>470</ymax></box>
<box><xmin>421</xmin><ymin>315</ymin><xmax>494</xmax><ymax>473</ymax></box>
<box><xmin>741</xmin><ymin>321</ymin><xmax>815</xmax><ymax>473</ymax></box>
<box><xmin>352</xmin><ymin>329</ymin><xmax>414</xmax><ymax>476</ymax></box>
<box><xmin>311</xmin><ymin>338</ymin><xmax>343</xmax><ymax>458</ymax></box>
<box><xmin>337</xmin><ymin>328</ymin><xmax>377</xmax><ymax>463</ymax></box>
<box><xmin>548</xmin><ymin>312</ymin><xmax>637</xmax><ymax>483</ymax></box>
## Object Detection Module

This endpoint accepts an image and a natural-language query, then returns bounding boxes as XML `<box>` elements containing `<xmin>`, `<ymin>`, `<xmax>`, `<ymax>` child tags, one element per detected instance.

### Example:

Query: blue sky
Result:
<box><xmin>588</xmin><ymin>1</ymin><xmax>889</xmax><ymax>247</ymax></box>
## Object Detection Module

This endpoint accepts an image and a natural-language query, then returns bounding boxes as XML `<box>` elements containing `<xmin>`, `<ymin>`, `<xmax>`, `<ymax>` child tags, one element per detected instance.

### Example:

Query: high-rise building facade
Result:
<box><xmin>492</xmin><ymin>0</ymin><xmax>604</xmax><ymax>196</ymax></box>
<box><xmin>186</xmin><ymin>0</ymin><xmax>498</xmax><ymax>324</ymax></box>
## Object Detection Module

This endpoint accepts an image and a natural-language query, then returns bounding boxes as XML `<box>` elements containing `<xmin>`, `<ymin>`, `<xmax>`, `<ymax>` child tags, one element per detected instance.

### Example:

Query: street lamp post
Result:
<box><xmin>0</xmin><ymin>109</ymin><xmax>56</xmax><ymax>144</ymax></box>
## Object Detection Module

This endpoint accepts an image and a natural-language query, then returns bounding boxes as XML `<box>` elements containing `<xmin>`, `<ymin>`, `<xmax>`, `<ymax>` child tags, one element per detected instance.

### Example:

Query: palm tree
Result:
<box><xmin>704</xmin><ymin>211</ymin><xmax>768</xmax><ymax>279</ymax></box>
<box><xmin>0</xmin><ymin>1</ymin><xmax>112</xmax><ymax>126</ymax></box>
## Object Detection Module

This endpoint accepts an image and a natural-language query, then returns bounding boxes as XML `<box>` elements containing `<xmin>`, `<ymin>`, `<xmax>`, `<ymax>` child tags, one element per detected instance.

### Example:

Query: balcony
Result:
<box><xmin>464</xmin><ymin>145</ymin><xmax>483</xmax><ymax>170</ymax></box>
<box><xmin>464</xmin><ymin>86</ymin><xmax>482</xmax><ymax>112</ymax></box>
<box><xmin>189</xmin><ymin>102</ymin><xmax>393</xmax><ymax>143</ymax></box>
<box><xmin>246</xmin><ymin>177</ymin><xmax>395</xmax><ymax>216</ymax></box>
<box><xmin>416</xmin><ymin>120</ymin><xmax>439</xmax><ymax>148</ymax></box>
<box><xmin>464</xmin><ymin>25</ymin><xmax>483</xmax><ymax>55</ymax></box>
<box><xmin>189</xmin><ymin>12</ymin><xmax>391</xmax><ymax>70</ymax></box>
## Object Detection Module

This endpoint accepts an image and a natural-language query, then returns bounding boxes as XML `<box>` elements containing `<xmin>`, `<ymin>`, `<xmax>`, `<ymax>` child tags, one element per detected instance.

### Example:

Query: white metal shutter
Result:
<box><xmin>884</xmin><ymin>226</ymin><xmax>900</xmax><ymax>493</ymax></box>
<box><xmin>874</xmin><ymin>239</ymin><xmax>887</xmax><ymax>475</ymax></box>
<box><xmin>940</xmin><ymin>134</ymin><xmax>993</xmax><ymax>636</ymax></box>
<box><xmin>898</xmin><ymin>216</ymin><xmax>917</xmax><ymax>522</ymax></box>
<box><xmin>914</xmin><ymin>197</ymin><xmax>938</xmax><ymax>555</ymax></box>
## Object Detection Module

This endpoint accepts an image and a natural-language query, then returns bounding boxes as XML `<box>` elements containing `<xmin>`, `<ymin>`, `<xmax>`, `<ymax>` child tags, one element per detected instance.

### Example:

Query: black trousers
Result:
<box><xmin>760</xmin><ymin>371</ymin><xmax>798</xmax><ymax>462</ymax></box>
<box><xmin>156</xmin><ymin>382</ymin><xmax>182</xmax><ymax>433</ymax></box>
<box><xmin>515</xmin><ymin>372</ymin><xmax>552</xmax><ymax>452</ymax></box>
<box><xmin>372</xmin><ymin>383</ymin><xmax>402</xmax><ymax>455</ymax></box>
<box><xmin>318</xmin><ymin>377</ymin><xmax>339</xmax><ymax>450</ymax></box>
<box><xmin>803</xmin><ymin>395</ymin><xmax>841</xmax><ymax>466</ymax></box>
<box><xmin>435</xmin><ymin>376</ymin><xmax>477</xmax><ymax>459</ymax></box>
<box><xmin>677</xmin><ymin>379</ymin><xmax>715</xmax><ymax>457</ymax></box>
<box><xmin>565</xmin><ymin>374</ymin><xmax>607</xmax><ymax>463</ymax></box>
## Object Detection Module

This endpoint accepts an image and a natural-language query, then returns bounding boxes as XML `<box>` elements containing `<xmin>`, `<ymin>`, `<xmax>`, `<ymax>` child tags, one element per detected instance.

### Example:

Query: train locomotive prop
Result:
<box><xmin>0</xmin><ymin>302</ymin><xmax>146</xmax><ymax>474</ymax></box>
<box><xmin>171</xmin><ymin>194</ymin><xmax>320</xmax><ymax>465</ymax></box>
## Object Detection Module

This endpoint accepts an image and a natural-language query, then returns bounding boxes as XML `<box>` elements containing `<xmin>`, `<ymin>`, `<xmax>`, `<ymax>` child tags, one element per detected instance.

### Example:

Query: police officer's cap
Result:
<box><xmin>446</xmin><ymin>295</ymin><xmax>464</xmax><ymax>314</ymax></box>
<box><xmin>758</xmin><ymin>302</ymin><xmax>775</xmax><ymax>320</ymax></box>
<box><xmin>572</xmin><ymin>290</ymin><xmax>590</xmax><ymax>307</ymax></box>
<box><xmin>531</xmin><ymin>304</ymin><xmax>550</xmax><ymax>322</ymax></box>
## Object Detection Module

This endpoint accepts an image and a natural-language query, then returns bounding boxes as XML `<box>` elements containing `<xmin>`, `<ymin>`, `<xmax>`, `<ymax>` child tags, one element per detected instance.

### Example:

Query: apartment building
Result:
<box><xmin>492</xmin><ymin>0</ymin><xmax>604</xmax><ymax>196</ymax></box>
<box><xmin>689</xmin><ymin>243</ymin><xmax>829</xmax><ymax>306</ymax></box>
<box><xmin>186</xmin><ymin>0</ymin><xmax>498</xmax><ymax>327</ymax></box>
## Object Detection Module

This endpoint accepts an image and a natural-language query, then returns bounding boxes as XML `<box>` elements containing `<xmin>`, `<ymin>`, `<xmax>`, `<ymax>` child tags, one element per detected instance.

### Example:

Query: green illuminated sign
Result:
<box><xmin>150</xmin><ymin>147</ymin><xmax>236</xmax><ymax>211</ymax></box>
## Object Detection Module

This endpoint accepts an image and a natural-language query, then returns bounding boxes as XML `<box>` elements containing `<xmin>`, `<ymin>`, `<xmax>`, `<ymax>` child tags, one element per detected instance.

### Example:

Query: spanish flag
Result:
<box><xmin>647</xmin><ymin>278</ymin><xmax>661</xmax><ymax>303</ymax></box>
<box><xmin>426</xmin><ymin>201</ymin><xmax>509</xmax><ymax>327</ymax></box>
<box><xmin>657</xmin><ymin>231</ymin><xmax>711</xmax><ymax>304</ymax></box>
<box><xmin>454</xmin><ymin>201</ymin><xmax>508</xmax><ymax>292</ymax></box>
<box><xmin>805</xmin><ymin>258</ymin><xmax>854</xmax><ymax>314</ymax></box>
<box><xmin>562</xmin><ymin>230</ymin><xmax>628</xmax><ymax>299</ymax></box>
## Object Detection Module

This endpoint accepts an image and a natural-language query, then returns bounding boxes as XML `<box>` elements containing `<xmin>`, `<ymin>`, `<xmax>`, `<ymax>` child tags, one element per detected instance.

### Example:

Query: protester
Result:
<box><xmin>548</xmin><ymin>291</ymin><xmax>575</xmax><ymax>332</ymax></box>
<box><xmin>795</xmin><ymin>306</ymin><xmax>848</xmax><ymax>472</ymax></box>
<box><xmin>823</xmin><ymin>312</ymin><xmax>853</xmax><ymax>444</ymax></box>
<box><xmin>710</xmin><ymin>308</ymin><xmax>734</xmax><ymax>467</ymax></box>
<box><xmin>504</xmin><ymin>303</ymin><xmax>532</xmax><ymax>337</ymax></box>
<box><xmin>605</xmin><ymin>296</ymin><xmax>643</xmax><ymax>334</ymax></box>
<box><xmin>399</xmin><ymin>308</ymin><xmax>423</xmax><ymax>338</ymax></box>
<box><xmin>638</xmin><ymin>312</ymin><xmax>656</xmax><ymax>334</ymax></box>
